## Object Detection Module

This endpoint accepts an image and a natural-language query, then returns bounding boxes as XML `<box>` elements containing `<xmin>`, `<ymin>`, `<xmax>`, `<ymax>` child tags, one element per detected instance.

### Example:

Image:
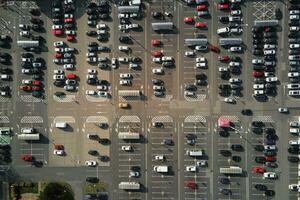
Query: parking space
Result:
<box><xmin>148</xmin><ymin>115</ymin><xmax>177</xmax><ymax>200</ymax></box>
<box><xmin>215</xmin><ymin>116</ymin><xmax>245</xmax><ymax>199</ymax></box>
<box><xmin>147</xmin><ymin>0</ymin><xmax>177</xmax><ymax>100</ymax></box>
<box><xmin>180</xmin><ymin>2</ymin><xmax>211</xmax><ymax>102</ymax></box>
<box><xmin>182</xmin><ymin>115</ymin><xmax>209</xmax><ymax>200</ymax></box>
<box><xmin>117</xmin><ymin>116</ymin><xmax>144</xmax><ymax>200</ymax></box>
<box><xmin>248</xmin><ymin>116</ymin><xmax>276</xmax><ymax>199</ymax></box>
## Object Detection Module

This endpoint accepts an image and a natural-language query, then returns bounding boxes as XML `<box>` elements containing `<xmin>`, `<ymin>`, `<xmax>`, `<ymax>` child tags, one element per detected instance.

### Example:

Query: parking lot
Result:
<box><xmin>1</xmin><ymin>0</ymin><xmax>300</xmax><ymax>199</ymax></box>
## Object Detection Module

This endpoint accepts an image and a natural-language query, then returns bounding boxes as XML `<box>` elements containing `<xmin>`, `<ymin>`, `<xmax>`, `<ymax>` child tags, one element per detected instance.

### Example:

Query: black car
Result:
<box><xmin>195</xmin><ymin>73</ymin><xmax>207</xmax><ymax>80</ymax></box>
<box><xmin>241</xmin><ymin>109</ymin><xmax>252</xmax><ymax>115</ymax></box>
<box><xmin>263</xmin><ymin>32</ymin><xmax>277</xmax><ymax>38</ymax></box>
<box><xmin>119</xmin><ymin>36</ymin><xmax>131</xmax><ymax>43</ymax></box>
<box><xmin>265</xmin><ymin>162</ymin><xmax>278</xmax><ymax>168</ymax></box>
<box><xmin>195</xmin><ymin>79</ymin><xmax>207</xmax><ymax>86</ymax></box>
<box><xmin>99</xmin><ymin>14</ymin><xmax>109</xmax><ymax>19</ymax></box>
<box><xmin>288</xmin><ymin>156</ymin><xmax>299</xmax><ymax>163</ymax></box>
<box><xmin>99</xmin><ymin>123</ymin><xmax>108</xmax><ymax>129</ymax></box>
<box><xmin>255</xmin><ymin>156</ymin><xmax>266</xmax><ymax>163</ymax></box>
<box><xmin>231</xmin><ymin>144</ymin><xmax>243</xmax><ymax>151</ymax></box>
<box><xmin>131</xmin><ymin>57</ymin><xmax>141</xmax><ymax>63</ymax></box>
<box><xmin>265</xmin><ymin>128</ymin><xmax>275</xmax><ymax>134</ymax></box>
<box><xmin>162</xmin><ymin>61</ymin><xmax>173</xmax><ymax>67</ymax></box>
<box><xmin>266</xmin><ymin>133</ymin><xmax>277</xmax><ymax>140</ymax></box>
<box><xmin>32</xmin><ymin>91</ymin><xmax>42</xmax><ymax>98</ymax></box>
<box><xmin>252</xmin><ymin>127</ymin><xmax>263</xmax><ymax>134</ymax></box>
<box><xmin>253</xmin><ymin>39</ymin><xmax>262</xmax><ymax>45</ymax></box>
<box><xmin>64</xmin><ymin>23</ymin><xmax>75</xmax><ymax>29</ymax></box>
<box><xmin>264</xmin><ymin>38</ymin><xmax>277</xmax><ymax>44</ymax></box>
<box><xmin>254</xmin><ymin>78</ymin><xmax>265</xmax><ymax>84</ymax></box>
<box><xmin>220</xmin><ymin>150</ymin><xmax>231</xmax><ymax>157</ymax></box>
<box><xmin>185</xmin><ymin>84</ymin><xmax>197</xmax><ymax>91</ymax></box>
<box><xmin>265</xmin><ymin>190</ymin><xmax>275</xmax><ymax>196</ymax></box>
<box><xmin>151</xmin><ymin>11</ymin><xmax>162</xmax><ymax>19</ymax></box>
<box><xmin>254</xmin><ymin>145</ymin><xmax>264</xmax><ymax>152</ymax></box>
<box><xmin>0</xmin><ymin>68</ymin><xmax>11</xmax><ymax>74</ymax></box>
<box><xmin>219</xmin><ymin>130</ymin><xmax>229</xmax><ymax>137</ymax></box>
<box><xmin>0</xmin><ymin>52</ymin><xmax>10</xmax><ymax>58</ymax></box>
<box><xmin>54</xmin><ymin>92</ymin><xmax>65</xmax><ymax>97</ymax></box>
<box><xmin>219</xmin><ymin>16</ymin><xmax>229</xmax><ymax>23</ymax></box>
<box><xmin>30</xmin><ymin>17</ymin><xmax>43</xmax><ymax>24</ymax></box>
<box><xmin>288</xmin><ymin>147</ymin><xmax>299</xmax><ymax>154</ymax></box>
<box><xmin>32</xmin><ymin>74</ymin><xmax>43</xmax><ymax>80</ymax></box>
<box><xmin>232</xmin><ymin>155</ymin><xmax>241</xmax><ymax>162</ymax></box>
<box><xmin>86</xmin><ymin>8</ymin><xmax>97</xmax><ymax>15</ymax></box>
<box><xmin>253</xmin><ymin>49</ymin><xmax>263</xmax><ymax>56</ymax></box>
<box><xmin>252</xmin><ymin>121</ymin><xmax>264</xmax><ymax>127</ymax></box>
<box><xmin>231</xmin><ymin>3</ymin><xmax>240</xmax><ymax>10</ymax></box>
<box><xmin>52</xmin><ymin>18</ymin><xmax>62</xmax><ymax>24</ymax></box>
<box><xmin>131</xmin><ymin>166</ymin><xmax>140</xmax><ymax>172</ymax></box>
<box><xmin>264</xmin><ymin>55</ymin><xmax>276</xmax><ymax>61</ymax></box>
<box><xmin>97</xmin><ymin>34</ymin><xmax>109</xmax><ymax>42</ymax></box>
<box><xmin>253</xmin><ymin>65</ymin><xmax>265</xmax><ymax>71</ymax></box>
<box><xmin>252</xmin><ymin>27</ymin><xmax>263</xmax><ymax>33</ymax></box>
<box><xmin>29</xmin><ymin>8</ymin><xmax>40</xmax><ymax>16</ymax></box>
<box><xmin>255</xmin><ymin>184</ymin><xmax>267</xmax><ymax>191</ymax></box>
<box><xmin>288</xmin><ymin>32</ymin><xmax>299</xmax><ymax>38</ymax></box>
<box><xmin>0</xmin><ymin>86</ymin><xmax>10</xmax><ymax>91</ymax></box>
<box><xmin>98</xmin><ymin>63</ymin><xmax>108</xmax><ymax>69</ymax></box>
<box><xmin>289</xmin><ymin>20</ymin><xmax>300</xmax><ymax>26</ymax></box>
<box><xmin>88</xmin><ymin>150</ymin><xmax>98</xmax><ymax>156</ymax></box>
<box><xmin>264</xmin><ymin>151</ymin><xmax>276</xmax><ymax>156</ymax></box>
<box><xmin>219</xmin><ymin>84</ymin><xmax>231</xmax><ymax>90</ymax></box>
<box><xmin>86</xmin><ymin>177</ymin><xmax>99</xmax><ymax>183</ymax></box>
<box><xmin>53</xmin><ymin>80</ymin><xmax>65</xmax><ymax>87</ymax></box>
<box><xmin>220</xmin><ymin>177</ymin><xmax>230</xmax><ymax>184</ymax></box>
<box><xmin>253</xmin><ymin>33</ymin><xmax>263</xmax><ymax>39</ymax></box>
<box><xmin>219</xmin><ymin>188</ymin><xmax>232</xmax><ymax>195</ymax></box>
<box><xmin>87</xmin><ymin>78</ymin><xmax>97</xmax><ymax>85</ymax></box>
<box><xmin>152</xmin><ymin>79</ymin><xmax>164</xmax><ymax>85</ymax></box>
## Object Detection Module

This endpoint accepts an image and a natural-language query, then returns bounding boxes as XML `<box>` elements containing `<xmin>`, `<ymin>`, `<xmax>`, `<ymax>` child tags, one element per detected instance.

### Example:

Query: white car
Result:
<box><xmin>155</xmin><ymin>155</ymin><xmax>165</xmax><ymax>161</ymax></box>
<box><xmin>289</xmin><ymin>184</ymin><xmax>300</xmax><ymax>191</ymax></box>
<box><xmin>64</xmin><ymin>13</ymin><xmax>73</xmax><ymax>18</ymax></box>
<box><xmin>224</xmin><ymin>97</ymin><xmax>235</xmax><ymax>103</ymax></box>
<box><xmin>288</xmin><ymin>72</ymin><xmax>300</xmax><ymax>78</ymax></box>
<box><xmin>278</xmin><ymin>107</ymin><xmax>289</xmax><ymax>113</ymax></box>
<box><xmin>264</xmin><ymin>50</ymin><xmax>276</xmax><ymax>55</ymax></box>
<box><xmin>53</xmin><ymin>41</ymin><xmax>64</xmax><ymax>47</ymax></box>
<box><xmin>264</xmin><ymin>44</ymin><xmax>276</xmax><ymax>49</ymax></box>
<box><xmin>118</xmin><ymin>13</ymin><xmax>129</xmax><ymax>18</ymax></box>
<box><xmin>290</xmin><ymin>44</ymin><xmax>300</xmax><ymax>49</ymax></box>
<box><xmin>118</xmin><ymin>24</ymin><xmax>129</xmax><ymax>31</ymax></box>
<box><xmin>129</xmin><ymin>63</ymin><xmax>139</xmax><ymax>69</ymax></box>
<box><xmin>153</xmin><ymin>85</ymin><xmax>164</xmax><ymax>91</ymax></box>
<box><xmin>119</xmin><ymin>73</ymin><xmax>132</xmax><ymax>79</ymax></box>
<box><xmin>196</xmin><ymin>160</ymin><xmax>207</xmax><ymax>167</ymax></box>
<box><xmin>229</xmin><ymin>16</ymin><xmax>243</xmax><ymax>22</ymax></box>
<box><xmin>87</xmin><ymin>69</ymin><xmax>97</xmax><ymax>74</ymax></box>
<box><xmin>287</xmin><ymin>84</ymin><xmax>300</xmax><ymax>89</ymax></box>
<box><xmin>217</xmin><ymin>27</ymin><xmax>230</xmax><ymax>35</ymax></box>
<box><xmin>96</xmin><ymin>85</ymin><xmax>108</xmax><ymax>91</ymax></box>
<box><xmin>118</xmin><ymin>57</ymin><xmax>129</xmax><ymax>63</ymax></box>
<box><xmin>129</xmin><ymin>171</ymin><xmax>140</xmax><ymax>177</ymax></box>
<box><xmin>289</xmin><ymin>140</ymin><xmax>300</xmax><ymax>145</ymax></box>
<box><xmin>265</xmin><ymin>77</ymin><xmax>277</xmax><ymax>82</ymax></box>
<box><xmin>63</xmin><ymin>64</ymin><xmax>74</xmax><ymax>70</ymax></box>
<box><xmin>184</xmin><ymin>91</ymin><xmax>195</xmax><ymax>96</ymax></box>
<box><xmin>64</xmin><ymin>0</ymin><xmax>73</xmax><ymax>4</ymax></box>
<box><xmin>161</xmin><ymin>56</ymin><xmax>173</xmax><ymax>61</ymax></box>
<box><xmin>151</xmin><ymin>57</ymin><xmax>161</xmax><ymax>63</ymax></box>
<box><xmin>22</xmin><ymin>57</ymin><xmax>33</xmax><ymax>62</ymax></box>
<box><xmin>85</xmin><ymin>90</ymin><xmax>96</xmax><ymax>95</ymax></box>
<box><xmin>121</xmin><ymin>146</ymin><xmax>132</xmax><ymax>151</ymax></box>
<box><xmin>230</xmin><ymin>27</ymin><xmax>243</xmax><ymax>34</ymax></box>
<box><xmin>195</xmin><ymin>62</ymin><xmax>207</xmax><ymax>69</ymax></box>
<box><xmin>120</xmin><ymin>80</ymin><xmax>131</xmax><ymax>85</ymax></box>
<box><xmin>229</xmin><ymin>46</ymin><xmax>243</xmax><ymax>52</ymax></box>
<box><xmin>253</xmin><ymin>84</ymin><xmax>264</xmax><ymax>89</ymax></box>
<box><xmin>85</xmin><ymin>160</ymin><xmax>97</xmax><ymax>167</ymax></box>
<box><xmin>231</xmin><ymin>10</ymin><xmax>242</xmax><ymax>15</ymax></box>
<box><xmin>229</xmin><ymin>78</ymin><xmax>241</xmax><ymax>83</ymax></box>
<box><xmin>98</xmin><ymin>91</ymin><xmax>109</xmax><ymax>97</ymax></box>
<box><xmin>290</xmin><ymin>26</ymin><xmax>299</xmax><ymax>31</ymax></box>
<box><xmin>289</xmin><ymin>90</ymin><xmax>300</xmax><ymax>96</ymax></box>
<box><xmin>128</xmin><ymin>24</ymin><xmax>139</xmax><ymax>29</ymax></box>
<box><xmin>152</xmin><ymin>68</ymin><xmax>164</xmax><ymax>74</ymax></box>
<box><xmin>185</xmin><ymin>51</ymin><xmax>195</xmax><ymax>57</ymax></box>
<box><xmin>263</xmin><ymin>172</ymin><xmax>277</xmax><ymax>179</ymax></box>
<box><xmin>54</xmin><ymin>69</ymin><xmax>64</xmax><ymax>74</ymax></box>
<box><xmin>21</xmin><ymin>79</ymin><xmax>32</xmax><ymax>84</ymax></box>
<box><xmin>290</xmin><ymin>10</ymin><xmax>300</xmax><ymax>15</ymax></box>
<box><xmin>112</xmin><ymin>58</ymin><xmax>117</xmax><ymax>69</ymax></box>
<box><xmin>264</xmin><ymin>145</ymin><xmax>276</xmax><ymax>150</ymax></box>
<box><xmin>218</xmin><ymin>66</ymin><xmax>229</xmax><ymax>72</ymax></box>
<box><xmin>52</xmin><ymin>25</ymin><xmax>62</xmax><ymax>30</ymax></box>
<box><xmin>21</xmin><ymin>69</ymin><xmax>31</xmax><ymax>74</ymax></box>
<box><xmin>20</xmin><ymin>31</ymin><xmax>30</xmax><ymax>37</ymax></box>
<box><xmin>229</xmin><ymin>62</ymin><xmax>241</xmax><ymax>67</ymax></box>
<box><xmin>254</xmin><ymin>90</ymin><xmax>264</xmax><ymax>95</ymax></box>
<box><xmin>64</xmin><ymin>47</ymin><xmax>75</xmax><ymax>52</ymax></box>
<box><xmin>118</xmin><ymin>46</ymin><xmax>129</xmax><ymax>51</ymax></box>
<box><xmin>96</xmin><ymin>23</ymin><xmax>107</xmax><ymax>29</ymax></box>
<box><xmin>87</xmin><ymin>74</ymin><xmax>96</xmax><ymax>79</ymax></box>
<box><xmin>86</xmin><ymin>52</ymin><xmax>96</xmax><ymax>57</ymax></box>
<box><xmin>53</xmin><ymin>150</ymin><xmax>64</xmax><ymax>155</ymax></box>
<box><xmin>19</xmin><ymin>24</ymin><xmax>30</xmax><ymax>30</ymax></box>
<box><xmin>290</xmin><ymin>15</ymin><xmax>300</xmax><ymax>20</ymax></box>
<box><xmin>33</xmin><ymin>62</ymin><xmax>42</xmax><ymax>68</ymax></box>
<box><xmin>195</xmin><ymin>45</ymin><xmax>207</xmax><ymax>51</ymax></box>
<box><xmin>53</xmin><ymin>75</ymin><xmax>65</xmax><ymax>80</ymax></box>
<box><xmin>65</xmin><ymin>30</ymin><xmax>76</xmax><ymax>35</ymax></box>
<box><xmin>186</xmin><ymin>165</ymin><xmax>197</xmax><ymax>172</ymax></box>
<box><xmin>55</xmin><ymin>48</ymin><xmax>64</xmax><ymax>53</ymax></box>
<box><xmin>64</xmin><ymin>85</ymin><xmax>76</xmax><ymax>91</ymax></box>
<box><xmin>196</xmin><ymin>57</ymin><xmax>206</xmax><ymax>62</ymax></box>
<box><xmin>252</xmin><ymin>59</ymin><xmax>264</xmax><ymax>65</ymax></box>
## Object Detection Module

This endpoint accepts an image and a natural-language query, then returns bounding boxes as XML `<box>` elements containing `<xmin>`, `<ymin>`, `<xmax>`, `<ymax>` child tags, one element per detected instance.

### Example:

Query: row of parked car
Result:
<box><xmin>287</xmin><ymin>5</ymin><xmax>300</xmax><ymax>97</ymax></box>
<box><xmin>0</xmin><ymin>35</ymin><xmax>12</xmax><ymax>97</ymax></box>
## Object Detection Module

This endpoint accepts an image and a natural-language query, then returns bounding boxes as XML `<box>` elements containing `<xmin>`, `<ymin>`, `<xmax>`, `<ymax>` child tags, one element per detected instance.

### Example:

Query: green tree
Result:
<box><xmin>39</xmin><ymin>182</ymin><xmax>74</xmax><ymax>200</ymax></box>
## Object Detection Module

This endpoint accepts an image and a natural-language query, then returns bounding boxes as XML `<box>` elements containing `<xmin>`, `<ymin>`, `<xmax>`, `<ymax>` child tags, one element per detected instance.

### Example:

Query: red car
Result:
<box><xmin>196</xmin><ymin>4</ymin><xmax>207</xmax><ymax>11</ymax></box>
<box><xmin>66</xmin><ymin>73</ymin><xmax>77</xmax><ymax>79</ymax></box>
<box><xmin>252</xmin><ymin>167</ymin><xmax>266</xmax><ymax>173</ymax></box>
<box><xmin>217</xmin><ymin>3</ymin><xmax>229</xmax><ymax>10</ymax></box>
<box><xmin>252</xmin><ymin>71</ymin><xmax>264</xmax><ymax>77</ymax></box>
<box><xmin>151</xmin><ymin>50</ymin><xmax>162</xmax><ymax>57</ymax></box>
<box><xmin>67</xmin><ymin>35</ymin><xmax>75</xmax><ymax>41</ymax></box>
<box><xmin>54</xmin><ymin>144</ymin><xmax>64</xmax><ymax>150</ymax></box>
<box><xmin>195</xmin><ymin>22</ymin><xmax>206</xmax><ymax>28</ymax></box>
<box><xmin>218</xmin><ymin>55</ymin><xmax>230</xmax><ymax>62</ymax></box>
<box><xmin>53</xmin><ymin>29</ymin><xmax>63</xmax><ymax>36</ymax></box>
<box><xmin>185</xmin><ymin>181</ymin><xmax>197</xmax><ymax>189</ymax></box>
<box><xmin>209</xmin><ymin>45</ymin><xmax>220</xmax><ymax>53</ymax></box>
<box><xmin>32</xmin><ymin>80</ymin><xmax>41</xmax><ymax>86</ymax></box>
<box><xmin>184</xmin><ymin>17</ymin><xmax>194</xmax><ymax>23</ymax></box>
<box><xmin>151</xmin><ymin>39</ymin><xmax>161</xmax><ymax>46</ymax></box>
<box><xmin>265</xmin><ymin>156</ymin><xmax>276</xmax><ymax>162</ymax></box>
<box><xmin>55</xmin><ymin>53</ymin><xmax>63</xmax><ymax>58</ymax></box>
<box><xmin>20</xmin><ymin>85</ymin><xmax>31</xmax><ymax>91</ymax></box>
<box><xmin>21</xmin><ymin>155</ymin><xmax>33</xmax><ymax>161</ymax></box>
<box><xmin>64</xmin><ymin>18</ymin><xmax>74</xmax><ymax>23</ymax></box>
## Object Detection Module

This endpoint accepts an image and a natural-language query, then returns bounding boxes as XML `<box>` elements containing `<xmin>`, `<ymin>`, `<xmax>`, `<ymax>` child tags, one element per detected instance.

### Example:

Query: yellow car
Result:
<box><xmin>119</xmin><ymin>103</ymin><xmax>129</xmax><ymax>108</ymax></box>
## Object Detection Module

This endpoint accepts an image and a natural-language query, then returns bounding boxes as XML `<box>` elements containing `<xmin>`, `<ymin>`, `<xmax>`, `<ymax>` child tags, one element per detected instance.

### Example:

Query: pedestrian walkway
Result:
<box><xmin>119</xmin><ymin>116</ymin><xmax>140</xmax><ymax>123</ymax></box>
<box><xmin>20</xmin><ymin>116</ymin><xmax>43</xmax><ymax>124</ymax></box>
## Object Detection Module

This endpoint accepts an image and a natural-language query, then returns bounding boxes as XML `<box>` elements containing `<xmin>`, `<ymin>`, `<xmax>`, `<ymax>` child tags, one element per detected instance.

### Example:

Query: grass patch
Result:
<box><xmin>84</xmin><ymin>182</ymin><xmax>108</xmax><ymax>194</ymax></box>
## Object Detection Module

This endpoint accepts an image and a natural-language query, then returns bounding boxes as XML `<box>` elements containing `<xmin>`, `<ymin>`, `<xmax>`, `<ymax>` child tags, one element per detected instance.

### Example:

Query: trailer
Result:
<box><xmin>17</xmin><ymin>134</ymin><xmax>40</xmax><ymax>141</ymax></box>
<box><xmin>220</xmin><ymin>166</ymin><xmax>242</xmax><ymax>175</ymax></box>
<box><xmin>153</xmin><ymin>165</ymin><xmax>169</xmax><ymax>173</ymax></box>
<box><xmin>118</xmin><ymin>182</ymin><xmax>140</xmax><ymax>190</ymax></box>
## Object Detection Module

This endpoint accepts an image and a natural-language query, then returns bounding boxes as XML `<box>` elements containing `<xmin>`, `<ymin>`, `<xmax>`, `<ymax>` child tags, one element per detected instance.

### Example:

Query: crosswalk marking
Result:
<box><xmin>184</xmin><ymin>115</ymin><xmax>206</xmax><ymax>123</ymax></box>
<box><xmin>0</xmin><ymin>116</ymin><xmax>9</xmax><ymax>123</ymax></box>
<box><xmin>20</xmin><ymin>116</ymin><xmax>43</xmax><ymax>124</ymax></box>
<box><xmin>152</xmin><ymin>115</ymin><xmax>173</xmax><ymax>123</ymax></box>
<box><xmin>20</xmin><ymin>95</ymin><xmax>41</xmax><ymax>103</ymax></box>
<box><xmin>119</xmin><ymin>116</ymin><xmax>140</xmax><ymax>123</ymax></box>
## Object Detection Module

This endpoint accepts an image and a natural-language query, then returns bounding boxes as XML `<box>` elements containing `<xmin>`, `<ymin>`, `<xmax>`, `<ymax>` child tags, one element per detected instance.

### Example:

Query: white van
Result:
<box><xmin>21</xmin><ymin>127</ymin><xmax>34</xmax><ymax>134</ymax></box>
<box><xmin>290</xmin><ymin>128</ymin><xmax>300</xmax><ymax>135</ymax></box>
<box><xmin>55</xmin><ymin>122</ymin><xmax>67</xmax><ymax>129</ymax></box>
<box><xmin>186</xmin><ymin>150</ymin><xmax>204</xmax><ymax>157</ymax></box>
